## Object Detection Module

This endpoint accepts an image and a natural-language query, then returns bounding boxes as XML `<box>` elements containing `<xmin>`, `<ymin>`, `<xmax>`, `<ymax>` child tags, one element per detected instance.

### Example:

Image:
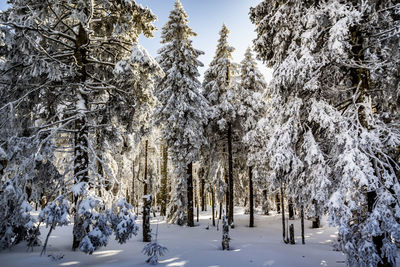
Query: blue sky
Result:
<box><xmin>0</xmin><ymin>0</ymin><xmax>272</xmax><ymax>81</ymax></box>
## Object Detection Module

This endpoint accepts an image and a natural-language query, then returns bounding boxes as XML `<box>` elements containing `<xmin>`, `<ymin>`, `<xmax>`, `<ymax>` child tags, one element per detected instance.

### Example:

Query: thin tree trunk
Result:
<box><xmin>281</xmin><ymin>186</ymin><xmax>286</xmax><ymax>243</ymax></box>
<box><xmin>219</xmin><ymin>202</ymin><xmax>222</xmax><ymax>220</ymax></box>
<box><xmin>225</xmin><ymin>172</ymin><xmax>229</xmax><ymax>220</ymax></box>
<box><xmin>249</xmin><ymin>166</ymin><xmax>254</xmax><ymax>227</ymax></box>
<box><xmin>143</xmin><ymin>140</ymin><xmax>149</xmax><ymax>196</ymax></box>
<box><xmin>187</xmin><ymin>162</ymin><xmax>194</xmax><ymax>227</ymax></box>
<box><xmin>160</xmin><ymin>144</ymin><xmax>168</xmax><ymax>216</ymax></box>
<box><xmin>301</xmin><ymin>205</ymin><xmax>305</xmax><ymax>245</ymax></box>
<box><xmin>211</xmin><ymin>186</ymin><xmax>216</xmax><ymax>227</ymax></box>
<box><xmin>227</xmin><ymin>123</ymin><xmax>234</xmax><ymax>227</ymax></box>
<box><xmin>201</xmin><ymin>178</ymin><xmax>206</xmax><ymax>211</ymax></box>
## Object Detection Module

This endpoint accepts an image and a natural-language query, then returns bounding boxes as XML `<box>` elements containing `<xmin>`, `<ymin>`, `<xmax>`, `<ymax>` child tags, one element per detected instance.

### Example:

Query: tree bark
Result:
<box><xmin>211</xmin><ymin>186</ymin><xmax>216</xmax><ymax>227</ymax></box>
<box><xmin>219</xmin><ymin>202</ymin><xmax>222</xmax><ymax>220</ymax></box>
<box><xmin>187</xmin><ymin>162</ymin><xmax>194</xmax><ymax>227</ymax></box>
<box><xmin>201</xmin><ymin>177</ymin><xmax>206</xmax><ymax>211</ymax></box>
<box><xmin>289</xmin><ymin>224</ymin><xmax>295</xmax><ymax>244</ymax></box>
<box><xmin>276</xmin><ymin>192</ymin><xmax>281</xmax><ymax>213</ymax></box>
<box><xmin>262</xmin><ymin>189</ymin><xmax>269</xmax><ymax>215</ymax></box>
<box><xmin>142</xmin><ymin>194</ymin><xmax>152</xmax><ymax>242</ymax></box>
<box><xmin>72</xmin><ymin>24</ymin><xmax>89</xmax><ymax>251</ymax></box>
<box><xmin>143</xmin><ymin>139</ymin><xmax>149</xmax><ymax>196</ymax></box>
<box><xmin>160</xmin><ymin>144</ymin><xmax>168</xmax><ymax>216</ymax></box>
<box><xmin>281</xmin><ymin>186</ymin><xmax>286</xmax><ymax>243</ymax></box>
<box><xmin>249</xmin><ymin>166</ymin><xmax>254</xmax><ymax>227</ymax></box>
<box><xmin>288</xmin><ymin>197</ymin><xmax>294</xmax><ymax>220</ymax></box>
<box><xmin>227</xmin><ymin>123</ymin><xmax>234</xmax><ymax>227</ymax></box>
<box><xmin>311</xmin><ymin>200</ymin><xmax>320</xmax><ymax>228</ymax></box>
<box><xmin>301</xmin><ymin>205</ymin><xmax>305</xmax><ymax>245</ymax></box>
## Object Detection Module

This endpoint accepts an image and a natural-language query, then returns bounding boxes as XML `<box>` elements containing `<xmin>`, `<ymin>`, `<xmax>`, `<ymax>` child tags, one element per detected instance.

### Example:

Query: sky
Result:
<box><xmin>0</xmin><ymin>0</ymin><xmax>272</xmax><ymax>81</ymax></box>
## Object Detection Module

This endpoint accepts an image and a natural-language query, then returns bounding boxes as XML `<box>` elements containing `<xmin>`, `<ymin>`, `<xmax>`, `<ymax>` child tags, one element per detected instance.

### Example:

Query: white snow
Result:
<box><xmin>0</xmin><ymin>208</ymin><xmax>353</xmax><ymax>267</ymax></box>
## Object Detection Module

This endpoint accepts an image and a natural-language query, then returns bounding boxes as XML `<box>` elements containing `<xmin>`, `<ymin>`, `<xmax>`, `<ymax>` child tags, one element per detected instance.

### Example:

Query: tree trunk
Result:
<box><xmin>219</xmin><ymin>202</ymin><xmax>222</xmax><ymax>220</ymax></box>
<box><xmin>281</xmin><ymin>186</ymin><xmax>286</xmax><ymax>243</ymax></box>
<box><xmin>262</xmin><ymin>189</ymin><xmax>269</xmax><ymax>215</ymax></box>
<box><xmin>227</xmin><ymin>123</ymin><xmax>234</xmax><ymax>227</ymax></box>
<box><xmin>276</xmin><ymin>193</ymin><xmax>281</xmax><ymax>213</ymax></box>
<box><xmin>289</xmin><ymin>224</ymin><xmax>295</xmax><ymax>244</ymax></box>
<box><xmin>225</xmin><ymin>172</ymin><xmax>229</xmax><ymax>221</ymax></box>
<box><xmin>301</xmin><ymin>205</ymin><xmax>305</xmax><ymax>245</ymax></box>
<box><xmin>142</xmin><ymin>194</ymin><xmax>152</xmax><ymax>242</ymax></box>
<box><xmin>72</xmin><ymin>24</ymin><xmax>89</xmax><ymax>251</ymax></box>
<box><xmin>143</xmin><ymin>140</ymin><xmax>149</xmax><ymax>196</ymax></box>
<box><xmin>288</xmin><ymin>197</ymin><xmax>294</xmax><ymax>220</ymax></box>
<box><xmin>201</xmin><ymin>178</ymin><xmax>206</xmax><ymax>211</ymax></box>
<box><xmin>311</xmin><ymin>200</ymin><xmax>320</xmax><ymax>228</ymax></box>
<box><xmin>249</xmin><ymin>166</ymin><xmax>254</xmax><ymax>227</ymax></box>
<box><xmin>211</xmin><ymin>186</ymin><xmax>216</xmax><ymax>227</ymax></box>
<box><xmin>160</xmin><ymin>144</ymin><xmax>168</xmax><ymax>216</ymax></box>
<box><xmin>187</xmin><ymin>162</ymin><xmax>194</xmax><ymax>227</ymax></box>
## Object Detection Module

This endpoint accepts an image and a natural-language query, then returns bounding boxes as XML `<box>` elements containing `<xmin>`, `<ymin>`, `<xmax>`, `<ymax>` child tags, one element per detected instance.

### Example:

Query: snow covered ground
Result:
<box><xmin>0</xmin><ymin>207</ymin><xmax>360</xmax><ymax>267</ymax></box>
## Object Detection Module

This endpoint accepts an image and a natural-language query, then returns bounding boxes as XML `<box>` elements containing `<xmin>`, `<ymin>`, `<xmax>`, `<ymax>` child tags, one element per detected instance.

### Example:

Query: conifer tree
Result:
<box><xmin>0</xmin><ymin>0</ymin><xmax>160</xmax><ymax>251</ymax></box>
<box><xmin>238</xmin><ymin>47</ymin><xmax>267</xmax><ymax>228</ymax></box>
<box><xmin>250</xmin><ymin>0</ymin><xmax>400</xmax><ymax>265</ymax></box>
<box><xmin>155</xmin><ymin>0</ymin><xmax>209</xmax><ymax>227</ymax></box>
<box><xmin>203</xmin><ymin>24</ymin><xmax>238</xmax><ymax>227</ymax></box>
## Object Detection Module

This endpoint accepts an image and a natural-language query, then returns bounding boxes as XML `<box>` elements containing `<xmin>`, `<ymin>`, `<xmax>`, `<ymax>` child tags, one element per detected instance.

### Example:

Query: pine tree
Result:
<box><xmin>155</xmin><ymin>0</ymin><xmax>209</xmax><ymax>227</ymax></box>
<box><xmin>250</xmin><ymin>0</ymin><xmax>400</xmax><ymax>265</ymax></box>
<box><xmin>203</xmin><ymin>24</ymin><xmax>238</xmax><ymax>227</ymax></box>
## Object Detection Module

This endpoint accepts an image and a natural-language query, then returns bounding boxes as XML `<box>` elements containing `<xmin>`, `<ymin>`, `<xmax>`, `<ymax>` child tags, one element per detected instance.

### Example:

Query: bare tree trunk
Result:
<box><xmin>227</xmin><ymin>123</ymin><xmax>234</xmax><ymax>227</ymax></box>
<box><xmin>289</xmin><ymin>224</ymin><xmax>295</xmax><ymax>244</ymax></box>
<box><xmin>143</xmin><ymin>140</ymin><xmax>149</xmax><ymax>196</ymax></box>
<box><xmin>160</xmin><ymin>144</ymin><xmax>168</xmax><ymax>216</ymax></box>
<box><xmin>262</xmin><ymin>189</ymin><xmax>269</xmax><ymax>215</ymax></box>
<box><xmin>281</xmin><ymin>186</ymin><xmax>286</xmax><ymax>243</ymax></box>
<box><xmin>211</xmin><ymin>186</ymin><xmax>216</xmax><ymax>227</ymax></box>
<box><xmin>219</xmin><ymin>202</ymin><xmax>222</xmax><ymax>220</ymax></box>
<box><xmin>187</xmin><ymin>162</ymin><xmax>194</xmax><ymax>227</ymax></box>
<box><xmin>288</xmin><ymin>197</ymin><xmax>294</xmax><ymax>220</ymax></box>
<box><xmin>276</xmin><ymin>192</ymin><xmax>281</xmax><ymax>214</ymax></box>
<box><xmin>201</xmin><ymin>177</ymin><xmax>206</xmax><ymax>211</ymax></box>
<box><xmin>249</xmin><ymin>166</ymin><xmax>254</xmax><ymax>227</ymax></box>
<box><xmin>301</xmin><ymin>205</ymin><xmax>305</xmax><ymax>245</ymax></box>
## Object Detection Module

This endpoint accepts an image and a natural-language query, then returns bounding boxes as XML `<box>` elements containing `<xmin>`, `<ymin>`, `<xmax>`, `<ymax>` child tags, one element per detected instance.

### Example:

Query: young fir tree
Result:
<box><xmin>238</xmin><ymin>47</ymin><xmax>267</xmax><ymax>228</ymax></box>
<box><xmin>203</xmin><ymin>24</ymin><xmax>238</xmax><ymax>227</ymax></box>
<box><xmin>155</xmin><ymin>0</ymin><xmax>209</xmax><ymax>227</ymax></box>
<box><xmin>0</xmin><ymin>0</ymin><xmax>160</xmax><ymax>251</ymax></box>
<box><xmin>250</xmin><ymin>0</ymin><xmax>400</xmax><ymax>265</ymax></box>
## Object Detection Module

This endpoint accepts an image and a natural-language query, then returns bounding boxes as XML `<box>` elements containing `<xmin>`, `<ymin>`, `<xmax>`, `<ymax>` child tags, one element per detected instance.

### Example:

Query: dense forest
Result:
<box><xmin>0</xmin><ymin>0</ymin><xmax>399</xmax><ymax>266</ymax></box>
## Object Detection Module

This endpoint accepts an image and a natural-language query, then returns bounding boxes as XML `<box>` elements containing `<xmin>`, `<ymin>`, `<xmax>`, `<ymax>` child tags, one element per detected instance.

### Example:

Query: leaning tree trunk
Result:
<box><xmin>187</xmin><ymin>162</ymin><xmax>194</xmax><ymax>227</ymax></box>
<box><xmin>249</xmin><ymin>166</ymin><xmax>254</xmax><ymax>227</ymax></box>
<box><xmin>227</xmin><ymin>123</ymin><xmax>234</xmax><ymax>227</ymax></box>
<box><xmin>72</xmin><ymin>24</ymin><xmax>90</xmax><ymax>251</ymax></box>
<box><xmin>160</xmin><ymin>144</ymin><xmax>168</xmax><ymax>216</ymax></box>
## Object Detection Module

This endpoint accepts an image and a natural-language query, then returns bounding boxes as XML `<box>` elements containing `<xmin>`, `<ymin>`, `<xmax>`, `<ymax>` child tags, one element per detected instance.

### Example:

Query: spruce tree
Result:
<box><xmin>155</xmin><ymin>0</ymin><xmax>209</xmax><ymax>227</ymax></box>
<box><xmin>250</xmin><ymin>0</ymin><xmax>400</xmax><ymax>265</ymax></box>
<box><xmin>203</xmin><ymin>24</ymin><xmax>238</xmax><ymax>227</ymax></box>
<box><xmin>0</xmin><ymin>0</ymin><xmax>160</xmax><ymax>251</ymax></box>
<box><xmin>238</xmin><ymin>47</ymin><xmax>267</xmax><ymax>228</ymax></box>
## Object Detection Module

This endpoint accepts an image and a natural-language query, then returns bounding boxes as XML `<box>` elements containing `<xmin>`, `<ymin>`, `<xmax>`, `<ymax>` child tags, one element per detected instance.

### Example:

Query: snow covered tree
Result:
<box><xmin>155</xmin><ymin>0</ymin><xmax>209</xmax><ymax>227</ymax></box>
<box><xmin>250</xmin><ymin>0</ymin><xmax>400</xmax><ymax>265</ymax></box>
<box><xmin>238</xmin><ymin>47</ymin><xmax>267</xmax><ymax>227</ymax></box>
<box><xmin>203</xmin><ymin>24</ymin><xmax>238</xmax><ymax>227</ymax></box>
<box><xmin>39</xmin><ymin>195</ymin><xmax>70</xmax><ymax>256</ymax></box>
<box><xmin>0</xmin><ymin>0</ymin><xmax>160</xmax><ymax>250</ymax></box>
<box><xmin>221</xmin><ymin>216</ymin><xmax>230</xmax><ymax>250</ymax></box>
<box><xmin>142</xmin><ymin>224</ymin><xmax>168</xmax><ymax>265</ymax></box>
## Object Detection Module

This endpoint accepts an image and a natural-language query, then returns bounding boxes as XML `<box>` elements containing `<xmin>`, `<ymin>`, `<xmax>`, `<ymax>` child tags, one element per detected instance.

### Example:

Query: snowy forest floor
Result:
<box><xmin>2</xmin><ymin>207</ymin><xmax>397</xmax><ymax>267</ymax></box>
